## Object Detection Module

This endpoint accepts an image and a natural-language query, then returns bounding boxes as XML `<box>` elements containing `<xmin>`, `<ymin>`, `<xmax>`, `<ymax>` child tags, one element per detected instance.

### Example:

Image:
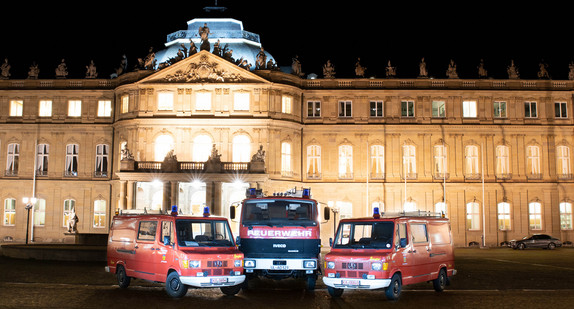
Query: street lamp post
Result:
<box><xmin>23</xmin><ymin>197</ymin><xmax>36</xmax><ymax>245</ymax></box>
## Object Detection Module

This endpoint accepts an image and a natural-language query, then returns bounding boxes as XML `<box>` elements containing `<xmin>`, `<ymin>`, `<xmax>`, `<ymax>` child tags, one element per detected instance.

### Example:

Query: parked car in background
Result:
<box><xmin>509</xmin><ymin>234</ymin><xmax>562</xmax><ymax>250</ymax></box>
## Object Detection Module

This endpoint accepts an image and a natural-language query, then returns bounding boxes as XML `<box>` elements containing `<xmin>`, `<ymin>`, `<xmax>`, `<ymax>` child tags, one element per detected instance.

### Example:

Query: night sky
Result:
<box><xmin>1</xmin><ymin>1</ymin><xmax>571</xmax><ymax>80</ymax></box>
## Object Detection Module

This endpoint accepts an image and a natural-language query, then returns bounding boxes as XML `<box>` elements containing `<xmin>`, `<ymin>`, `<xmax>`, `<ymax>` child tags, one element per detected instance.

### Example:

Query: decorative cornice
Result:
<box><xmin>165</xmin><ymin>55</ymin><xmax>244</xmax><ymax>83</ymax></box>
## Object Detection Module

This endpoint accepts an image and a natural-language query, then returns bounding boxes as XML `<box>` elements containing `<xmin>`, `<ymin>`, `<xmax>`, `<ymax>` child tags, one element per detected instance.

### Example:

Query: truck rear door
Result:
<box><xmin>409</xmin><ymin>221</ymin><xmax>433</xmax><ymax>283</ymax></box>
<box><xmin>134</xmin><ymin>219</ymin><xmax>159</xmax><ymax>281</ymax></box>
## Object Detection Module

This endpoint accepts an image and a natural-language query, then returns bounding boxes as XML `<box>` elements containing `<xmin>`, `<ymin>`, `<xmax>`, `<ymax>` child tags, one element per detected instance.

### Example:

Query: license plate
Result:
<box><xmin>271</xmin><ymin>265</ymin><xmax>289</xmax><ymax>270</ymax></box>
<box><xmin>342</xmin><ymin>280</ymin><xmax>359</xmax><ymax>286</ymax></box>
<box><xmin>210</xmin><ymin>277</ymin><xmax>228</xmax><ymax>284</ymax></box>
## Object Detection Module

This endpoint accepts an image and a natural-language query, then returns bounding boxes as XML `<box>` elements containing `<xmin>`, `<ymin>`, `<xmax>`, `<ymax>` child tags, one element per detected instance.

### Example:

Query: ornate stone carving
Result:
<box><xmin>165</xmin><ymin>54</ymin><xmax>244</xmax><ymax>82</ymax></box>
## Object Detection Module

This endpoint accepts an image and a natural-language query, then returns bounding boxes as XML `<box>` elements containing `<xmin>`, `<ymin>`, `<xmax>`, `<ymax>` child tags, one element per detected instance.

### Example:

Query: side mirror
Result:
<box><xmin>324</xmin><ymin>207</ymin><xmax>331</xmax><ymax>221</ymax></box>
<box><xmin>329</xmin><ymin>237</ymin><xmax>333</xmax><ymax>247</ymax></box>
<box><xmin>229</xmin><ymin>206</ymin><xmax>236</xmax><ymax>220</ymax></box>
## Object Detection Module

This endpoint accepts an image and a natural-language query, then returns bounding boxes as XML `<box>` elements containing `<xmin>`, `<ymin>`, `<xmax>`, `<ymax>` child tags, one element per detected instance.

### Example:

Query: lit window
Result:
<box><xmin>9</xmin><ymin>100</ymin><xmax>23</xmax><ymax>117</ymax></box>
<box><xmin>232</xmin><ymin>135</ymin><xmax>250</xmax><ymax>162</ymax></box>
<box><xmin>6</xmin><ymin>143</ymin><xmax>19</xmax><ymax>175</ymax></box>
<box><xmin>281</xmin><ymin>142</ymin><xmax>292</xmax><ymax>176</ymax></box>
<box><xmin>370</xmin><ymin>101</ymin><xmax>383</xmax><ymax>117</ymax></box>
<box><xmin>560</xmin><ymin>202</ymin><xmax>572</xmax><ymax>230</ymax></box>
<box><xmin>463</xmin><ymin>100</ymin><xmax>477</xmax><ymax>118</ymax></box>
<box><xmin>370</xmin><ymin>145</ymin><xmax>384</xmax><ymax>178</ymax></box>
<box><xmin>3</xmin><ymin>198</ymin><xmax>15</xmax><ymax>226</ymax></box>
<box><xmin>234</xmin><ymin>92</ymin><xmax>250</xmax><ymax>111</ymax></box>
<box><xmin>193</xmin><ymin>135</ymin><xmax>212</xmax><ymax>162</ymax></box>
<box><xmin>497</xmin><ymin>202</ymin><xmax>511</xmax><ymax>230</ymax></box>
<box><xmin>555</xmin><ymin>102</ymin><xmax>568</xmax><ymax>118</ymax></box>
<box><xmin>63</xmin><ymin>199</ymin><xmax>75</xmax><ymax>227</ymax></box>
<box><xmin>154</xmin><ymin>135</ymin><xmax>174</xmax><ymax>161</ymax></box>
<box><xmin>557</xmin><ymin>145</ymin><xmax>571</xmax><ymax>176</ymax></box>
<box><xmin>432</xmin><ymin>101</ymin><xmax>446</xmax><ymax>118</ymax></box>
<box><xmin>496</xmin><ymin>145</ymin><xmax>510</xmax><ymax>176</ymax></box>
<box><xmin>494</xmin><ymin>101</ymin><xmax>507</xmax><ymax>118</ymax></box>
<box><xmin>339</xmin><ymin>101</ymin><xmax>352</xmax><ymax>117</ymax></box>
<box><xmin>404</xmin><ymin>201</ymin><xmax>417</xmax><ymax>212</ymax></box>
<box><xmin>94</xmin><ymin>200</ymin><xmax>106</xmax><ymax>228</ymax></box>
<box><xmin>282</xmin><ymin>95</ymin><xmax>292</xmax><ymax>114</ymax></box>
<box><xmin>68</xmin><ymin>100</ymin><xmax>82</xmax><ymax>117</ymax></box>
<box><xmin>526</xmin><ymin>145</ymin><xmax>540</xmax><ymax>176</ymax></box>
<box><xmin>524</xmin><ymin>101</ymin><xmax>537</xmax><ymax>118</ymax></box>
<box><xmin>65</xmin><ymin>144</ymin><xmax>79</xmax><ymax>177</ymax></box>
<box><xmin>434</xmin><ymin>145</ymin><xmax>447</xmax><ymax>176</ymax></box>
<box><xmin>307</xmin><ymin>145</ymin><xmax>321</xmax><ymax>178</ymax></box>
<box><xmin>158</xmin><ymin>92</ymin><xmax>174</xmax><ymax>111</ymax></box>
<box><xmin>307</xmin><ymin>101</ymin><xmax>321</xmax><ymax>117</ymax></box>
<box><xmin>402</xmin><ymin>145</ymin><xmax>416</xmax><ymax>176</ymax></box>
<box><xmin>465</xmin><ymin>145</ymin><xmax>479</xmax><ymax>176</ymax></box>
<box><xmin>34</xmin><ymin>199</ymin><xmax>46</xmax><ymax>226</ymax></box>
<box><xmin>338</xmin><ymin>145</ymin><xmax>353</xmax><ymax>179</ymax></box>
<box><xmin>97</xmin><ymin>100</ymin><xmax>112</xmax><ymax>117</ymax></box>
<box><xmin>528</xmin><ymin>202</ymin><xmax>542</xmax><ymax>230</ymax></box>
<box><xmin>195</xmin><ymin>92</ymin><xmax>212</xmax><ymax>111</ymax></box>
<box><xmin>121</xmin><ymin>95</ymin><xmax>129</xmax><ymax>113</ymax></box>
<box><xmin>39</xmin><ymin>100</ymin><xmax>52</xmax><ymax>117</ymax></box>
<box><xmin>401</xmin><ymin>100</ymin><xmax>415</xmax><ymax>117</ymax></box>
<box><xmin>435</xmin><ymin>202</ymin><xmax>447</xmax><ymax>216</ymax></box>
<box><xmin>466</xmin><ymin>202</ymin><xmax>480</xmax><ymax>230</ymax></box>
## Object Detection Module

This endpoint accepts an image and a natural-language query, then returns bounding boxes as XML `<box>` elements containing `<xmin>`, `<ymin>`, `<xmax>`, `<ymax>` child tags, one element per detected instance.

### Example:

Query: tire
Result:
<box><xmin>220</xmin><ymin>285</ymin><xmax>242</xmax><ymax>296</ymax></box>
<box><xmin>385</xmin><ymin>273</ymin><xmax>402</xmax><ymax>300</ymax></box>
<box><xmin>116</xmin><ymin>265</ymin><xmax>131</xmax><ymax>289</ymax></box>
<box><xmin>165</xmin><ymin>271</ymin><xmax>188</xmax><ymax>298</ymax></box>
<box><xmin>327</xmin><ymin>286</ymin><xmax>344</xmax><ymax>297</ymax></box>
<box><xmin>433</xmin><ymin>268</ymin><xmax>447</xmax><ymax>292</ymax></box>
<box><xmin>548</xmin><ymin>243</ymin><xmax>556</xmax><ymax>250</ymax></box>
<box><xmin>306</xmin><ymin>275</ymin><xmax>316</xmax><ymax>291</ymax></box>
<box><xmin>518</xmin><ymin>243</ymin><xmax>526</xmax><ymax>250</ymax></box>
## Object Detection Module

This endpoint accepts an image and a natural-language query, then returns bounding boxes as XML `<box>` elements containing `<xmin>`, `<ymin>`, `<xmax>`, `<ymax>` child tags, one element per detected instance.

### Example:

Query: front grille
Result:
<box><xmin>340</xmin><ymin>270</ymin><xmax>369</xmax><ymax>278</ymax></box>
<box><xmin>342</xmin><ymin>262</ymin><xmax>364</xmax><ymax>270</ymax></box>
<box><xmin>207</xmin><ymin>260</ymin><xmax>229</xmax><ymax>267</ymax></box>
<box><xmin>202</xmin><ymin>268</ymin><xmax>232</xmax><ymax>276</ymax></box>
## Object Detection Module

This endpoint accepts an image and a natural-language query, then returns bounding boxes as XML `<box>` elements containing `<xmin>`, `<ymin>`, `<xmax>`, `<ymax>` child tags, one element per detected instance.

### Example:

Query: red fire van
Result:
<box><xmin>105</xmin><ymin>206</ymin><xmax>244</xmax><ymax>298</ymax></box>
<box><xmin>323</xmin><ymin>210</ymin><xmax>456</xmax><ymax>300</ymax></box>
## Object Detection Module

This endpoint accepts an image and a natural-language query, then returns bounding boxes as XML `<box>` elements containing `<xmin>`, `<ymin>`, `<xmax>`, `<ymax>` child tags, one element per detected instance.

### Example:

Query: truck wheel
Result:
<box><xmin>220</xmin><ymin>285</ymin><xmax>241</xmax><ymax>296</ymax></box>
<box><xmin>306</xmin><ymin>275</ymin><xmax>317</xmax><ymax>291</ymax></box>
<box><xmin>433</xmin><ymin>269</ymin><xmax>447</xmax><ymax>292</ymax></box>
<box><xmin>165</xmin><ymin>272</ymin><xmax>188</xmax><ymax>298</ymax></box>
<box><xmin>385</xmin><ymin>273</ymin><xmax>402</xmax><ymax>300</ymax></box>
<box><xmin>116</xmin><ymin>265</ymin><xmax>131</xmax><ymax>289</ymax></box>
<box><xmin>327</xmin><ymin>286</ymin><xmax>344</xmax><ymax>297</ymax></box>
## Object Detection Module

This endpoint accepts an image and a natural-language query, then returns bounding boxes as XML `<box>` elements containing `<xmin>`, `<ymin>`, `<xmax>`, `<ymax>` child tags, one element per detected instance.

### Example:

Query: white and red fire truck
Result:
<box><xmin>230</xmin><ymin>188</ymin><xmax>324</xmax><ymax>290</ymax></box>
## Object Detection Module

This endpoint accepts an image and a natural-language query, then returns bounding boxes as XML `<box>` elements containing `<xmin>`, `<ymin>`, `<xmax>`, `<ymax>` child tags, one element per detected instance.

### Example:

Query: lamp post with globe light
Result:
<box><xmin>23</xmin><ymin>197</ymin><xmax>36</xmax><ymax>244</ymax></box>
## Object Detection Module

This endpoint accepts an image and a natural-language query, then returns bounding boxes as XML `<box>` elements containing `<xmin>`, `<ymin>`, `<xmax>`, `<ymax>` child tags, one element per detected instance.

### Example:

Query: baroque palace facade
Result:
<box><xmin>1</xmin><ymin>17</ymin><xmax>574</xmax><ymax>247</ymax></box>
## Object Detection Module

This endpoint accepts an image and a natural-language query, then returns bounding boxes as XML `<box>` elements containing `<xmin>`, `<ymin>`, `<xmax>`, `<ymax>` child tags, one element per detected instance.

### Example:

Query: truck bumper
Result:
<box><xmin>243</xmin><ymin>258</ymin><xmax>318</xmax><ymax>274</ymax></box>
<box><xmin>323</xmin><ymin>276</ymin><xmax>391</xmax><ymax>290</ymax></box>
<box><xmin>179</xmin><ymin>275</ymin><xmax>245</xmax><ymax>288</ymax></box>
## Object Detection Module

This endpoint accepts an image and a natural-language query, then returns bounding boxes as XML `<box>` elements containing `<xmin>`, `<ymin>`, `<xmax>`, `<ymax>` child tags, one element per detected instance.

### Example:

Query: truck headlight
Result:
<box><xmin>189</xmin><ymin>260</ymin><xmax>201</xmax><ymax>268</ymax></box>
<box><xmin>244</xmin><ymin>260</ymin><xmax>256</xmax><ymax>268</ymax></box>
<box><xmin>303</xmin><ymin>260</ymin><xmax>317</xmax><ymax>269</ymax></box>
<box><xmin>327</xmin><ymin>261</ymin><xmax>335</xmax><ymax>269</ymax></box>
<box><xmin>371</xmin><ymin>262</ymin><xmax>382</xmax><ymax>271</ymax></box>
<box><xmin>234</xmin><ymin>260</ymin><xmax>242</xmax><ymax>267</ymax></box>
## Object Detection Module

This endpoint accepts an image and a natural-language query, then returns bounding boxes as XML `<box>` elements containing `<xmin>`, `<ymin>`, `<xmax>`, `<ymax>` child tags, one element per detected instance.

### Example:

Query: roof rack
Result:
<box><xmin>116</xmin><ymin>208</ymin><xmax>166</xmax><ymax>216</ymax></box>
<box><xmin>381</xmin><ymin>210</ymin><xmax>446</xmax><ymax>218</ymax></box>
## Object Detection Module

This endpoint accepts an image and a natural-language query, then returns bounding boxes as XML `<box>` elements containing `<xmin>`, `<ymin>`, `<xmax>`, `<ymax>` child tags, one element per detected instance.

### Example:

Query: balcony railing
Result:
<box><xmin>122</xmin><ymin>160</ymin><xmax>265</xmax><ymax>174</ymax></box>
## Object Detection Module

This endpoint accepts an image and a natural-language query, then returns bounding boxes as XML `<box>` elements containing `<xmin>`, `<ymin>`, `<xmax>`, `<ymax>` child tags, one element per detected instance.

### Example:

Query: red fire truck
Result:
<box><xmin>230</xmin><ymin>188</ymin><xmax>323</xmax><ymax>290</ymax></box>
<box><xmin>106</xmin><ymin>206</ymin><xmax>245</xmax><ymax>298</ymax></box>
<box><xmin>323</xmin><ymin>209</ymin><xmax>456</xmax><ymax>300</ymax></box>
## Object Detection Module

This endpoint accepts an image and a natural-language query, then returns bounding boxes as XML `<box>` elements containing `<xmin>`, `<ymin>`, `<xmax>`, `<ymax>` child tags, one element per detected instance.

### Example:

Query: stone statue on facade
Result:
<box><xmin>111</xmin><ymin>54</ymin><xmax>128</xmax><ymax>78</ymax></box>
<box><xmin>199</xmin><ymin>23</ymin><xmax>211</xmax><ymax>51</ymax></box>
<box><xmin>256</xmin><ymin>48</ymin><xmax>267</xmax><ymax>69</ymax></box>
<box><xmin>138</xmin><ymin>47</ymin><xmax>156</xmax><ymax>70</ymax></box>
<box><xmin>354</xmin><ymin>58</ymin><xmax>366</xmax><ymax>78</ymax></box>
<box><xmin>251</xmin><ymin>145</ymin><xmax>266</xmax><ymax>162</ymax></box>
<box><xmin>28</xmin><ymin>62</ymin><xmax>40</xmax><ymax>79</ymax></box>
<box><xmin>507</xmin><ymin>60</ymin><xmax>520</xmax><ymax>79</ymax></box>
<box><xmin>208</xmin><ymin>144</ymin><xmax>221</xmax><ymax>163</ymax></box>
<box><xmin>180</xmin><ymin>43</ymin><xmax>188</xmax><ymax>58</ymax></box>
<box><xmin>418</xmin><ymin>58</ymin><xmax>428</xmax><ymax>78</ymax></box>
<box><xmin>0</xmin><ymin>58</ymin><xmax>10</xmax><ymax>79</ymax></box>
<box><xmin>323</xmin><ymin>60</ymin><xmax>335</xmax><ymax>78</ymax></box>
<box><xmin>213</xmin><ymin>39</ymin><xmax>222</xmax><ymax>57</ymax></box>
<box><xmin>55</xmin><ymin>59</ymin><xmax>68</xmax><ymax>79</ymax></box>
<box><xmin>537</xmin><ymin>61</ymin><xmax>550</xmax><ymax>79</ymax></box>
<box><xmin>385</xmin><ymin>60</ymin><xmax>396</xmax><ymax>78</ymax></box>
<box><xmin>291</xmin><ymin>55</ymin><xmax>304</xmax><ymax>77</ymax></box>
<box><xmin>67</xmin><ymin>210</ymin><xmax>79</xmax><ymax>233</ymax></box>
<box><xmin>477</xmin><ymin>59</ymin><xmax>488</xmax><ymax>78</ymax></box>
<box><xmin>446</xmin><ymin>59</ymin><xmax>458</xmax><ymax>78</ymax></box>
<box><xmin>189</xmin><ymin>39</ymin><xmax>198</xmax><ymax>56</ymax></box>
<box><xmin>121</xmin><ymin>145</ymin><xmax>134</xmax><ymax>161</ymax></box>
<box><xmin>85</xmin><ymin>60</ymin><xmax>98</xmax><ymax>78</ymax></box>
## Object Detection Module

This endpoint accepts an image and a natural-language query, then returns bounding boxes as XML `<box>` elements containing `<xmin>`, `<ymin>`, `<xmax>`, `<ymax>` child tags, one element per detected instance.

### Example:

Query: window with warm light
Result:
<box><xmin>234</xmin><ymin>92</ymin><xmax>250</xmax><ymax>111</ymax></box>
<box><xmin>281</xmin><ymin>142</ymin><xmax>292</xmax><ymax>176</ymax></box>
<box><xmin>560</xmin><ymin>202</ymin><xmax>572</xmax><ymax>230</ymax></box>
<box><xmin>9</xmin><ymin>100</ymin><xmax>23</xmax><ymax>117</ymax></box>
<box><xmin>232</xmin><ymin>135</ymin><xmax>250</xmax><ymax>162</ymax></box>
<box><xmin>402</xmin><ymin>145</ymin><xmax>416</xmax><ymax>176</ymax></box>
<box><xmin>34</xmin><ymin>199</ymin><xmax>46</xmax><ymax>226</ymax></box>
<box><xmin>63</xmin><ymin>199</ymin><xmax>75</xmax><ymax>227</ymax></box>
<box><xmin>526</xmin><ymin>145</ymin><xmax>540</xmax><ymax>176</ymax></box>
<box><xmin>195</xmin><ymin>92</ymin><xmax>212</xmax><ymax>111</ymax></box>
<box><xmin>121</xmin><ymin>95</ymin><xmax>129</xmax><ymax>113</ymax></box>
<box><xmin>496</xmin><ymin>145</ymin><xmax>510</xmax><ymax>176</ymax></box>
<box><xmin>465</xmin><ymin>145</ymin><xmax>479</xmax><ymax>177</ymax></box>
<box><xmin>192</xmin><ymin>134</ymin><xmax>212</xmax><ymax>162</ymax></box>
<box><xmin>370</xmin><ymin>145</ymin><xmax>384</xmax><ymax>178</ymax></box>
<box><xmin>97</xmin><ymin>100</ymin><xmax>112</xmax><ymax>117</ymax></box>
<box><xmin>466</xmin><ymin>202</ymin><xmax>480</xmax><ymax>230</ymax></box>
<box><xmin>498</xmin><ymin>202</ymin><xmax>511</xmax><ymax>230</ymax></box>
<box><xmin>528</xmin><ymin>202</ymin><xmax>542</xmax><ymax>230</ymax></box>
<box><xmin>39</xmin><ymin>100</ymin><xmax>52</xmax><ymax>117</ymax></box>
<box><xmin>463</xmin><ymin>100</ymin><xmax>477</xmax><ymax>118</ymax></box>
<box><xmin>557</xmin><ymin>145</ymin><xmax>571</xmax><ymax>176</ymax></box>
<box><xmin>154</xmin><ymin>135</ymin><xmax>174</xmax><ymax>161</ymax></box>
<box><xmin>338</xmin><ymin>145</ymin><xmax>353</xmax><ymax>179</ymax></box>
<box><xmin>282</xmin><ymin>95</ymin><xmax>292</xmax><ymax>114</ymax></box>
<box><xmin>94</xmin><ymin>200</ymin><xmax>106</xmax><ymax>228</ymax></box>
<box><xmin>306</xmin><ymin>145</ymin><xmax>321</xmax><ymax>178</ymax></box>
<box><xmin>434</xmin><ymin>145</ymin><xmax>447</xmax><ymax>176</ymax></box>
<box><xmin>68</xmin><ymin>100</ymin><xmax>82</xmax><ymax>117</ymax></box>
<box><xmin>158</xmin><ymin>92</ymin><xmax>174</xmax><ymax>111</ymax></box>
<box><xmin>3</xmin><ymin>198</ymin><xmax>15</xmax><ymax>226</ymax></box>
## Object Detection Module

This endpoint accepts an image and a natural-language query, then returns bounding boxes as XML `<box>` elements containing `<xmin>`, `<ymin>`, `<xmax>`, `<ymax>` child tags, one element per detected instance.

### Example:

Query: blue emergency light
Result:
<box><xmin>203</xmin><ymin>206</ymin><xmax>211</xmax><ymax>217</ymax></box>
<box><xmin>302</xmin><ymin>188</ymin><xmax>310</xmax><ymax>198</ymax></box>
<box><xmin>373</xmin><ymin>206</ymin><xmax>381</xmax><ymax>219</ymax></box>
<box><xmin>171</xmin><ymin>205</ymin><xmax>178</xmax><ymax>216</ymax></box>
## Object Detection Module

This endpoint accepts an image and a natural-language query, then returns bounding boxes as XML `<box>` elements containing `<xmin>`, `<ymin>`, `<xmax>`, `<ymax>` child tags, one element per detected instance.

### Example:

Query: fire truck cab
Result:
<box><xmin>323</xmin><ymin>209</ymin><xmax>456</xmax><ymax>300</ymax></box>
<box><xmin>105</xmin><ymin>206</ymin><xmax>245</xmax><ymax>298</ymax></box>
<box><xmin>230</xmin><ymin>188</ymin><xmax>323</xmax><ymax>290</ymax></box>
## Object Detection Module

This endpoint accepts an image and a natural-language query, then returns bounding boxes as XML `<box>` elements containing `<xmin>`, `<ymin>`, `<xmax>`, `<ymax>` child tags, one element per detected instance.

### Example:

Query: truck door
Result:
<box><xmin>155</xmin><ymin>220</ymin><xmax>176</xmax><ymax>282</ymax></box>
<box><xmin>409</xmin><ymin>221</ymin><xmax>432</xmax><ymax>283</ymax></box>
<box><xmin>393</xmin><ymin>222</ymin><xmax>416</xmax><ymax>284</ymax></box>
<box><xmin>134</xmin><ymin>220</ymin><xmax>159</xmax><ymax>281</ymax></box>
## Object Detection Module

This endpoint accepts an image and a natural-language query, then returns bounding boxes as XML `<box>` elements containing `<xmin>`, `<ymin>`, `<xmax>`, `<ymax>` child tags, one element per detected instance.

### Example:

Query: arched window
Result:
<box><xmin>497</xmin><ymin>202</ymin><xmax>511</xmax><ymax>230</ymax></box>
<box><xmin>154</xmin><ymin>135</ymin><xmax>174</xmax><ymax>161</ymax></box>
<box><xmin>528</xmin><ymin>201</ymin><xmax>542</xmax><ymax>230</ymax></box>
<box><xmin>232</xmin><ymin>135</ymin><xmax>251</xmax><ymax>162</ymax></box>
<box><xmin>63</xmin><ymin>199</ymin><xmax>75</xmax><ymax>227</ymax></box>
<box><xmin>193</xmin><ymin>134</ymin><xmax>212</xmax><ymax>162</ymax></box>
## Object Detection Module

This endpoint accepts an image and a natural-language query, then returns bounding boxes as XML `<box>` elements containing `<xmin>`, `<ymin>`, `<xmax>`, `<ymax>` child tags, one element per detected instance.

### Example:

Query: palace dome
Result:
<box><xmin>154</xmin><ymin>18</ymin><xmax>276</xmax><ymax>71</ymax></box>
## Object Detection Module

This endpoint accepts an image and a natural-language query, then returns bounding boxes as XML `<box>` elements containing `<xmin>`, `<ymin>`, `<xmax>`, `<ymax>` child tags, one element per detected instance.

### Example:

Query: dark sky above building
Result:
<box><xmin>1</xmin><ymin>1</ymin><xmax>571</xmax><ymax>79</ymax></box>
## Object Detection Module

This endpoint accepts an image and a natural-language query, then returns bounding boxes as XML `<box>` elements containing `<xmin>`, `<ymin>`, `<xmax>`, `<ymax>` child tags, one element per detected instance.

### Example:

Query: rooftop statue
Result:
<box><xmin>354</xmin><ymin>58</ymin><xmax>366</xmax><ymax>78</ymax></box>
<box><xmin>138</xmin><ymin>47</ymin><xmax>156</xmax><ymax>70</ymax></box>
<box><xmin>446</xmin><ymin>59</ymin><xmax>458</xmax><ymax>79</ymax></box>
<box><xmin>85</xmin><ymin>60</ymin><xmax>98</xmax><ymax>78</ymax></box>
<box><xmin>255</xmin><ymin>48</ymin><xmax>267</xmax><ymax>69</ymax></box>
<box><xmin>189</xmin><ymin>39</ymin><xmax>198</xmax><ymax>57</ymax></box>
<box><xmin>199</xmin><ymin>23</ymin><xmax>211</xmax><ymax>51</ymax></box>
<box><xmin>323</xmin><ymin>60</ymin><xmax>335</xmax><ymax>78</ymax></box>
<box><xmin>478</xmin><ymin>59</ymin><xmax>488</xmax><ymax>78</ymax></box>
<box><xmin>537</xmin><ymin>61</ymin><xmax>550</xmax><ymax>79</ymax></box>
<box><xmin>55</xmin><ymin>59</ymin><xmax>68</xmax><ymax>79</ymax></box>
<box><xmin>418</xmin><ymin>58</ymin><xmax>428</xmax><ymax>78</ymax></box>
<box><xmin>291</xmin><ymin>55</ymin><xmax>304</xmax><ymax>77</ymax></box>
<box><xmin>569</xmin><ymin>62</ymin><xmax>574</xmax><ymax>80</ymax></box>
<box><xmin>0</xmin><ymin>58</ymin><xmax>10</xmax><ymax>79</ymax></box>
<box><xmin>507</xmin><ymin>60</ymin><xmax>520</xmax><ymax>79</ymax></box>
<box><xmin>28</xmin><ymin>62</ymin><xmax>39</xmax><ymax>79</ymax></box>
<box><xmin>385</xmin><ymin>60</ymin><xmax>396</xmax><ymax>78</ymax></box>
<box><xmin>110</xmin><ymin>54</ymin><xmax>128</xmax><ymax>78</ymax></box>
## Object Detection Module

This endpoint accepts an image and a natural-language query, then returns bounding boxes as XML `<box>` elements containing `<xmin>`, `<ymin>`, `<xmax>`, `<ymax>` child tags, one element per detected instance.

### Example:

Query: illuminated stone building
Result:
<box><xmin>1</xmin><ymin>15</ymin><xmax>573</xmax><ymax>247</ymax></box>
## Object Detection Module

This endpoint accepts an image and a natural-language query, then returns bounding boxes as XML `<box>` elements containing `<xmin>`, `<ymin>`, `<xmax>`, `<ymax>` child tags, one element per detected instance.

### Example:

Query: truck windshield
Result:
<box><xmin>242</xmin><ymin>199</ymin><xmax>316</xmax><ymax>227</ymax></box>
<box><xmin>176</xmin><ymin>219</ymin><xmax>234</xmax><ymax>247</ymax></box>
<box><xmin>334</xmin><ymin>221</ymin><xmax>394</xmax><ymax>249</ymax></box>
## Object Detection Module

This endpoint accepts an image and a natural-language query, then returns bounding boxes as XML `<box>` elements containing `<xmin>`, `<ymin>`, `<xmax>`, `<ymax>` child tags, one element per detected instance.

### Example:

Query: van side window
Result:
<box><xmin>396</xmin><ymin>223</ymin><xmax>408</xmax><ymax>248</ymax></box>
<box><xmin>137</xmin><ymin>221</ymin><xmax>158</xmax><ymax>241</ymax></box>
<box><xmin>411</xmin><ymin>223</ymin><xmax>428</xmax><ymax>243</ymax></box>
<box><xmin>161</xmin><ymin>221</ymin><xmax>173</xmax><ymax>245</ymax></box>
<box><xmin>428</xmin><ymin>222</ymin><xmax>451</xmax><ymax>244</ymax></box>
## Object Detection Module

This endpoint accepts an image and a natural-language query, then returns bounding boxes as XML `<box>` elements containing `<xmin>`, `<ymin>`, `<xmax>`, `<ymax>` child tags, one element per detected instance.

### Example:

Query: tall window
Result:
<box><xmin>496</xmin><ymin>145</ymin><xmax>510</xmax><ymax>176</ymax></box>
<box><xmin>195</xmin><ymin>92</ymin><xmax>212</xmax><ymax>111</ymax></box>
<box><xmin>6</xmin><ymin>143</ymin><xmax>19</xmax><ymax>175</ymax></box>
<box><xmin>465</xmin><ymin>145</ymin><xmax>479</xmax><ymax>177</ymax></box>
<box><xmin>370</xmin><ymin>101</ymin><xmax>383</xmax><ymax>117</ymax></box>
<box><xmin>63</xmin><ymin>199</ymin><xmax>75</xmax><ymax>227</ymax></box>
<box><xmin>121</xmin><ymin>95</ymin><xmax>129</xmax><ymax>113</ymax></box>
<box><xmin>36</xmin><ymin>144</ymin><xmax>49</xmax><ymax>176</ymax></box>
<box><xmin>232</xmin><ymin>135</ymin><xmax>250</xmax><ymax>162</ymax></box>
<box><xmin>493</xmin><ymin>101</ymin><xmax>507</xmax><ymax>118</ymax></box>
<box><xmin>466</xmin><ymin>202</ymin><xmax>480</xmax><ymax>230</ymax></box>
<box><xmin>39</xmin><ymin>100</ymin><xmax>52</xmax><ymax>117</ymax></box>
<box><xmin>432</xmin><ymin>101</ymin><xmax>446</xmax><ymax>118</ymax></box>
<box><xmin>157</xmin><ymin>92</ymin><xmax>174</xmax><ymax>111</ymax></box>
<box><xmin>68</xmin><ymin>100</ymin><xmax>82</xmax><ymax>117</ymax></box>
<box><xmin>339</xmin><ymin>101</ymin><xmax>352</xmax><ymax>117</ymax></box>
<box><xmin>370</xmin><ymin>145</ymin><xmax>384</xmax><ymax>178</ymax></box>
<box><xmin>94</xmin><ymin>200</ymin><xmax>106</xmax><ymax>228</ymax></box>
<box><xmin>95</xmin><ymin>144</ymin><xmax>109</xmax><ymax>176</ymax></box>
<box><xmin>233</xmin><ymin>92</ymin><xmax>250</xmax><ymax>111</ymax></box>
<box><xmin>154</xmin><ymin>135</ymin><xmax>174</xmax><ymax>161</ymax></box>
<box><xmin>193</xmin><ymin>135</ymin><xmax>212</xmax><ymax>162</ymax></box>
<box><xmin>462</xmin><ymin>100</ymin><xmax>477</xmax><ymax>118</ymax></box>
<box><xmin>306</xmin><ymin>145</ymin><xmax>321</xmax><ymax>178</ymax></box>
<box><xmin>526</xmin><ymin>145</ymin><xmax>540</xmax><ymax>176</ymax></box>
<box><xmin>402</xmin><ymin>145</ymin><xmax>416</xmax><ymax>177</ymax></box>
<box><xmin>9</xmin><ymin>100</ymin><xmax>23</xmax><ymax>117</ymax></box>
<box><xmin>3</xmin><ymin>198</ymin><xmax>15</xmax><ymax>226</ymax></box>
<box><xmin>560</xmin><ymin>202</ymin><xmax>573</xmax><ymax>230</ymax></box>
<box><xmin>555</xmin><ymin>102</ymin><xmax>567</xmax><ymax>118</ymax></box>
<box><xmin>65</xmin><ymin>144</ymin><xmax>79</xmax><ymax>176</ymax></box>
<box><xmin>528</xmin><ymin>202</ymin><xmax>542</xmax><ymax>230</ymax></box>
<box><xmin>307</xmin><ymin>101</ymin><xmax>321</xmax><ymax>117</ymax></box>
<box><xmin>497</xmin><ymin>202</ymin><xmax>511</xmax><ymax>230</ymax></box>
<box><xmin>281</xmin><ymin>142</ymin><xmax>292</xmax><ymax>176</ymax></box>
<box><xmin>524</xmin><ymin>101</ymin><xmax>537</xmax><ymax>118</ymax></box>
<box><xmin>282</xmin><ymin>95</ymin><xmax>292</xmax><ymax>114</ymax></box>
<box><xmin>338</xmin><ymin>145</ymin><xmax>353</xmax><ymax>179</ymax></box>
<box><xmin>434</xmin><ymin>145</ymin><xmax>447</xmax><ymax>176</ymax></box>
<box><xmin>401</xmin><ymin>100</ymin><xmax>415</xmax><ymax>117</ymax></box>
<box><xmin>97</xmin><ymin>100</ymin><xmax>112</xmax><ymax>117</ymax></box>
<box><xmin>34</xmin><ymin>199</ymin><xmax>46</xmax><ymax>226</ymax></box>
<box><xmin>557</xmin><ymin>145</ymin><xmax>571</xmax><ymax>176</ymax></box>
